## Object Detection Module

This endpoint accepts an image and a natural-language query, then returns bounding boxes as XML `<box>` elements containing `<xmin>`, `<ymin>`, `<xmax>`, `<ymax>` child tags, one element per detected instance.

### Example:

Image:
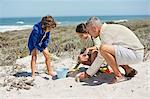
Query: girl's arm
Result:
<box><xmin>84</xmin><ymin>36</ymin><xmax>101</xmax><ymax>54</ymax></box>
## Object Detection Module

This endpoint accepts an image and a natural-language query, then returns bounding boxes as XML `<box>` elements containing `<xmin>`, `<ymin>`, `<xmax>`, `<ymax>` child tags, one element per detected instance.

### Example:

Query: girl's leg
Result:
<box><xmin>31</xmin><ymin>49</ymin><xmax>38</xmax><ymax>78</ymax></box>
<box><xmin>78</xmin><ymin>50</ymin><xmax>98</xmax><ymax>66</ymax></box>
<box><xmin>42</xmin><ymin>48</ymin><xmax>55</xmax><ymax>76</ymax></box>
<box><xmin>78</xmin><ymin>54</ymin><xmax>91</xmax><ymax>65</ymax></box>
<box><xmin>100</xmin><ymin>44</ymin><xmax>122</xmax><ymax>77</ymax></box>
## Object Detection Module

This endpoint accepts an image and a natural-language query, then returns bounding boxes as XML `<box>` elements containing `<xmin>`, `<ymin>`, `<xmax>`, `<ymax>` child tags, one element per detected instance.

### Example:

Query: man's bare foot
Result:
<box><xmin>120</xmin><ymin>65</ymin><xmax>137</xmax><ymax>77</ymax></box>
<box><xmin>124</xmin><ymin>69</ymin><xmax>137</xmax><ymax>77</ymax></box>
<box><xmin>109</xmin><ymin>75</ymin><xmax>127</xmax><ymax>84</ymax></box>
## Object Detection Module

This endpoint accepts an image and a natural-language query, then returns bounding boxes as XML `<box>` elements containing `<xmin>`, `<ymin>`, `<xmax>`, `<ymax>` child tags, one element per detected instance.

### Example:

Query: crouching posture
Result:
<box><xmin>77</xmin><ymin>17</ymin><xmax>144</xmax><ymax>83</ymax></box>
<box><xmin>76</xmin><ymin>23</ymin><xmax>101</xmax><ymax>67</ymax></box>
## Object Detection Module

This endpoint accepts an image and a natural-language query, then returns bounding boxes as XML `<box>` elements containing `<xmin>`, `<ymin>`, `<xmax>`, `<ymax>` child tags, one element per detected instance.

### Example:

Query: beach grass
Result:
<box><xmin>0</xmin><ymin>19</ymin><xmax>150</xmax><ymax>66</ymax></box>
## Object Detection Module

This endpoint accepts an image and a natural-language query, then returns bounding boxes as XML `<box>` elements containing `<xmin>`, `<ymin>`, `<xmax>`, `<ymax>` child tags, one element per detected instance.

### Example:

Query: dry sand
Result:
<box><xmin>0</xmin><ymin>53</ymin><xmax>150</xmax><ymax>99</ymax></box>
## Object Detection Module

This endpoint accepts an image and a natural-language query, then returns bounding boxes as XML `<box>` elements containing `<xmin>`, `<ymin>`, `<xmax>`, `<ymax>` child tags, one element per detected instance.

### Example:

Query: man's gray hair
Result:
<box><xmin>86</xmin><ymin>16</ymin><xmax>102</xmax><ymax>27</ymax></box>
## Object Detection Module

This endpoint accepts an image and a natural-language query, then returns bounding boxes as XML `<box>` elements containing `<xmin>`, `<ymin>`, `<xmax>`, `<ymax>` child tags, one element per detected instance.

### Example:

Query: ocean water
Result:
<box><xmin>0</xmin><ymin>15</ymin><xmax>149</xmax><ymax>32</ymax></box>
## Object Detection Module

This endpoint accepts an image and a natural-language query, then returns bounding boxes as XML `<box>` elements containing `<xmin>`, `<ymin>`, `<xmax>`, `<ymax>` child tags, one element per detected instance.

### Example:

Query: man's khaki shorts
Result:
<box><xmin>114</xmin><ymin>45</ymin><xmax>144</xmax><ymax>65</ymax></box>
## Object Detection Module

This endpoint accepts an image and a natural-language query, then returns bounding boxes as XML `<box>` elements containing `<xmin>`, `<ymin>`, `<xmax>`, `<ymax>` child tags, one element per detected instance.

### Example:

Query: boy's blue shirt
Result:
<box><xmin>28</xmin><ymin>22</ymin><xmax>50</xmax><ymax>54</ymax></box>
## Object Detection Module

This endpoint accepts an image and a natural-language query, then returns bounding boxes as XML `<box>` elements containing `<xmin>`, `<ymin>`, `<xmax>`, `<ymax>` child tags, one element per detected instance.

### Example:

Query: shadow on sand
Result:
<box><xmin>67</xmin><ymin>67</ymin><xmax>132</xmax><ymax>86</ymax></box>
<box><xmin>13</xmin><ymin>71</ymin><xmax>32</xmax><ymax>77</ymax></box>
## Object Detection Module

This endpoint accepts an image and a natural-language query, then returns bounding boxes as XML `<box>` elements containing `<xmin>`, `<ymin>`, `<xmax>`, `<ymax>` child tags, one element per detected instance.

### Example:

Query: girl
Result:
<box><xmin>28</xmin><ymin>15</ymin><xmax>56</xmax><ymax>79</ymax></box>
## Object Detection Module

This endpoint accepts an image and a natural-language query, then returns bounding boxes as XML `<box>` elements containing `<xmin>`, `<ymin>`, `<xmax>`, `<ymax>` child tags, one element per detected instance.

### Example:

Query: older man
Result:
<box><xmin>77</xmin><ymin>17</ymin><xmax>144</xmax><ymax>83</ymax></box>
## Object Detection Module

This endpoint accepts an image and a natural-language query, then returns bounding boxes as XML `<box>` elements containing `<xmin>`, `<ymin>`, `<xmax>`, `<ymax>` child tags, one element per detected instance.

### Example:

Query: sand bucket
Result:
<box><xmin>56</xmin><ymin>67</ymin><xmax>68</xmax><ymax>79</ymax></box>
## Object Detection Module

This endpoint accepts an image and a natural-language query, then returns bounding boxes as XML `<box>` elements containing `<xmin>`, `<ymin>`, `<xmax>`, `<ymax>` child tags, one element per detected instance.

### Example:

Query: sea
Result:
<box><xmin>0</xmin><ymin>15</ymin><xmax>149</xmax><ymax>32</ymax></box>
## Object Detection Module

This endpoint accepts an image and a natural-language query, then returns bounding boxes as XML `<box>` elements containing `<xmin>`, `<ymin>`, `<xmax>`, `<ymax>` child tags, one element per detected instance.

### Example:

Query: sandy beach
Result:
<box><xmin>0</xmin><ymin>19</ymin><xmax>150</xmax><ymax>99</ymax></box>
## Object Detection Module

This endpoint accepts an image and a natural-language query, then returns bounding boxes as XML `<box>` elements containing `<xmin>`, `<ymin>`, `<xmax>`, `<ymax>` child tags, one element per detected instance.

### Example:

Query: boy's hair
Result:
<box><xmin>76</xmin><ymin>23</ymin><xmax>87</xmax><ymax>33</ymax></box>
<box><xmin>41</xmin><ymin>15</ymin><xmax>56</xmax><ymax>30</ymax></box>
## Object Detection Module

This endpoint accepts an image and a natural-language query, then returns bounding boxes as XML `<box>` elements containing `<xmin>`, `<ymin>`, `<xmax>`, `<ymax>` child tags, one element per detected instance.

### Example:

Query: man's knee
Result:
<box><xmin>100</xmin><ymin>44</ymin><xmax>115</xmax><ymax>56</ymax></box>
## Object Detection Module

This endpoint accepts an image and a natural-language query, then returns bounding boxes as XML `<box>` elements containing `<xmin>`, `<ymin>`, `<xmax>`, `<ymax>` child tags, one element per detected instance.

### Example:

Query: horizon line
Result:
<box><xmin>0</xmin><ymin>15</ymin><xmax>150</xmax><ymax>18</ymax></box>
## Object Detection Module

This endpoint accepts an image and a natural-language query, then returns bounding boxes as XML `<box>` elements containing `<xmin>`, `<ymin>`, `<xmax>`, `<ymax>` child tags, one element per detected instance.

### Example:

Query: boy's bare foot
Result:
<box><xmin>32</xmin><ymin>75</ymin><xmax>35</xmax><ymax>79</ymax></box>
<box><xmin>48</xmin><ymin>72</ymin><xmax>58</xmax><ymax>80</ymax></box>
<box><xmin>48</xmin><ymin>71</ymin><xmax>57</xmax><ymax>77</ymax></box>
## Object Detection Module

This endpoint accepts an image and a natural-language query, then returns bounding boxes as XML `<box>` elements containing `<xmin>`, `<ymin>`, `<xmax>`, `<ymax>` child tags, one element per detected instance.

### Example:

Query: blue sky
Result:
<box><xmin>0</xmin><ymin>0</ymin><xmax>149</xmax><ymax>18</ymax></box>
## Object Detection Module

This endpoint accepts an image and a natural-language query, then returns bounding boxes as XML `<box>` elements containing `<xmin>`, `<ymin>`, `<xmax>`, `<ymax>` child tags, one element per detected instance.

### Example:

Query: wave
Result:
<box><xmin>56</xmin><ymin>22</ymin><xmax>61</xmax><ymax>25</ymax></box>
<box><xmin>16</xmin><ymin>21</ymin><xmax>25</xmax><ymax>24</ymax></box>
<box><xmin>0</xmin><ymin>25</ymin><xmax>33</xmax><ymax>32</ymax></box>
<box><xmin>112</xmin><ymin>19</ymin><xmax>128</xmax><ymax>23</ymax></box>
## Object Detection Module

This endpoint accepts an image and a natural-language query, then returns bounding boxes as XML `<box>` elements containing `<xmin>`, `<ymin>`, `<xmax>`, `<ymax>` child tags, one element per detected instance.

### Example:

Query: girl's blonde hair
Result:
<box><xmin>41</xmin><ymin>15</ymin><xmax>56</xmax><ymax>31</ymax></box>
